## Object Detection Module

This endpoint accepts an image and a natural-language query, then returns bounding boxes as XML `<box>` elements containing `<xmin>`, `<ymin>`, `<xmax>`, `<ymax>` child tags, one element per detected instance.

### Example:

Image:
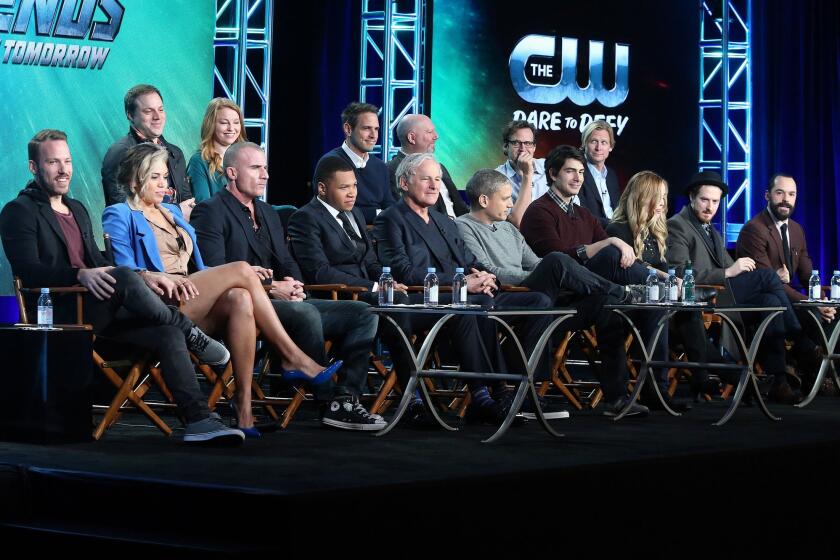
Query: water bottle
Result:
<box><xmin>378</xmin><ymin>266</ymin><xmax>394</xmax><ymax>306</ymax></box>
<box><xmin>683</xmin><ymin>261</ymin><xmax>696</xmax><ymax>304</ymax></box>
<box><xmin>423</xmin><ymin>267</ymin><xmax>439</xmax><ymax>307</ymax></box>
<box><xmin>37</xmin><ymin>287</ymin><xmax>53</xmax><ymax>328</ymax></box>
<box><xmin>831</xmin><ymin>270</ymin><xmax>840</xmax><ymax>302</ymax></box>
<box><xmin>809</xmin><ymin>269</ymin><xmax>822</xmax><ymax>300</ymax></box>
<box><xmin>665</xmin><ymin>268</ymin><xmax>679</xmax><ymax>303</ymax></box>
<box><xmin>645</xmin><ymin>269</ymin><xmax>660</xmax><ymax>303</ymax></box>
<box><xmin>452</xmin><ymin>267</ymin><xmax>467</xmax><ymax>307</ymax></box>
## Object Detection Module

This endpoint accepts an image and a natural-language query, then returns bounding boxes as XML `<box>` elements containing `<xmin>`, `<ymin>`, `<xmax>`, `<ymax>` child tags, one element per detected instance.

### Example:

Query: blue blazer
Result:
<box><xmin>102</xmin><ymin>202</ymin><xmax>205</xmax><ymax>272</ymax></box>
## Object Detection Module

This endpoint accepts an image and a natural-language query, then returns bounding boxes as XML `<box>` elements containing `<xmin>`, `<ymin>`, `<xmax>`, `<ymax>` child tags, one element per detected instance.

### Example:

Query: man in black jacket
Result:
<box><xmin>386</xmin><ymin>114</ymin><xmax>468</xmax><ymax>218</ymax></box>
<box><xmin>101</xmin><ymin>84</ymin><xmax>194</xmax><ymax>212</ymax></box>
<box><xmin>1</xmin><ymin>129</ymin><xmax>241</xmax><ymax>444</ymax></box>
<box><xmin>190</xmin><ymin>142</ymin><xmax>384</xmax><ymax>431</ymax></box>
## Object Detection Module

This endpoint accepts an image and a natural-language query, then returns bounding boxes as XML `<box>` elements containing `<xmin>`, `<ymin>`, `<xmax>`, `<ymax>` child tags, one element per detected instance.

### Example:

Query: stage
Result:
<box><xmin>2</xmin><ymin>396</ymin><xmax>840</xmax><ymax>557</ymax></box>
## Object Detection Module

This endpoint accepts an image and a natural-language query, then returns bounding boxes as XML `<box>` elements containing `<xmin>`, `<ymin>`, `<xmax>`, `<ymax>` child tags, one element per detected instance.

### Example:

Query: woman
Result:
<box><xmin>608</xmin><ymin>171</ymin><xmax>720</xmax><ymax>401</ymax></box>
<box><xmin>187</xmin><ymin>98</ymin><xmax>247</xmax><ymax>202</ymax></box>
<box><xmin>104</xmin><ymin>143</ymin><xmax>341</xmax><ymax>434</ymax></box>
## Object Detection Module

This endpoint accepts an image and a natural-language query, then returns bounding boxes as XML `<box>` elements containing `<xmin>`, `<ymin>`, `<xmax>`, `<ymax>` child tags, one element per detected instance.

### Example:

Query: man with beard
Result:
<box><xmin>736</xmin><ymin>173</ymin><xmax>834</xmax><ymax>389</ymax></box>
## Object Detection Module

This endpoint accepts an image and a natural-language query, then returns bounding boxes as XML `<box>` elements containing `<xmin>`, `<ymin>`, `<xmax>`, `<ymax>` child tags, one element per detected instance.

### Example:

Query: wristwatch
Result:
<box><xmin>575</xmin><ymin>245</ymin><xmax>588</xmax><ymax>263</ymax></box>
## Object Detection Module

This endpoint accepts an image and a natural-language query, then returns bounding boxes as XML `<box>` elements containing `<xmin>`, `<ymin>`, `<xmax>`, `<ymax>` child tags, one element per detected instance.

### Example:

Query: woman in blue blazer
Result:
<box><xmin>103</xmin><ymin>144</ymin><xmax>340</xmax><ymax>433</ymax></box>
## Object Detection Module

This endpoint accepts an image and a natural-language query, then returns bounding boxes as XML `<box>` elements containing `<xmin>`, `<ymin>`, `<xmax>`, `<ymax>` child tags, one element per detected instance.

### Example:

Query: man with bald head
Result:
<box><xmin>386</xmin><ymin>114</ymin><xmax>468</xmax><ymax>218</ymax></box>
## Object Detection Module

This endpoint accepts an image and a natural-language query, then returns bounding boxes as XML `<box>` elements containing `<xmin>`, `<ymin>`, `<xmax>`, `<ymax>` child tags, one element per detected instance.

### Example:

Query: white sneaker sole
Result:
<box><xmin>519</xmin><ymin>411</ymin><xmax>570</xmax><ymax>420</ymax></box>
<box><xmin>322</xmin><ymin>418</ymin><xmax>387</xmax><ymax>431</ymax></box>
<box><xmin>183</xmin><ymin>430</ymin><xmax>244</xmax><ymax>443</ymax></box>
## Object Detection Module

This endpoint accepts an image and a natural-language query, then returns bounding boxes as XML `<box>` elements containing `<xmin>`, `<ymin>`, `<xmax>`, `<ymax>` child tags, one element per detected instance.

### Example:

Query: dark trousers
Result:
<box><xmin>270</xmin><ymin>298</ymin><xmax>378</xmax><ymax>400</ymax></box>
<box><xmin>728</xmin><ymin>268</ymin><xmax>801</xmax><ymax>377</ymax></box>
<box><xmin>75</xmin><ymin>267</ymin><xmax>208</xmax><ymax>423</ymax></box>
<box><xmin>585</xmin><ymin>245</ymin><xmax>669</xmax><ymax>387</ymax></box>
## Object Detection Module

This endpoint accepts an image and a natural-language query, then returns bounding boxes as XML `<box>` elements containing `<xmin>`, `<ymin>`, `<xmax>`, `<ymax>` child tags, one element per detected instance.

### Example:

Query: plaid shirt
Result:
<box><xmin>547</xmin><ymin>188</ymin><xmax>575</xmax><ymax>215</ymax></box>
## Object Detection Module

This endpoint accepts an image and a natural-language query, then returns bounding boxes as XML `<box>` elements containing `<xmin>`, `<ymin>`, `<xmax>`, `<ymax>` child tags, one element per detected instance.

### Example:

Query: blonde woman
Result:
<box><xmin>103</xmin><ymin>144</ymin><xmax>341</xmax><ymax>435</ymax></box>
<box><xmin>187</xmin><ymin>98</ymin><xmax>247</xmax><ymax>202</ymax></box>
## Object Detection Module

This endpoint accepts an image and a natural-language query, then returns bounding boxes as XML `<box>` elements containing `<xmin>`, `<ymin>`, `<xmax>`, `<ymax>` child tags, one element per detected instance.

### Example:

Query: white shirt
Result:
<box><xmin>341</xmin><ymin>141</ymin><xmax>368</xmax><ymax>169</ymax></box>
<box><xmin>587</xmin><ymin>161</ymin><xmax>613</xmax><ymax>219</ymax></box>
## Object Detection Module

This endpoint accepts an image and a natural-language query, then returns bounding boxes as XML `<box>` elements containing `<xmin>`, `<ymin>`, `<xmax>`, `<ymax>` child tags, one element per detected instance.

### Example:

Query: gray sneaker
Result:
<box><xmin>322</xmin><ymin>396</ymin><xmax>387</xmax><ymax>431</ymax></box>
<box><xmin>186</xmin><ymin>326</ymin><xmax>230</xmax><ymax>366</ymax></box>
<box><xmin>602</xmin><ymin>397</ymin><xmax>650</xmax><ymax>418</ymax></box>
<box><xmin>184</xmin><ymin>414</ymin><xmax>245</xmax><ymax>444</ymax></box>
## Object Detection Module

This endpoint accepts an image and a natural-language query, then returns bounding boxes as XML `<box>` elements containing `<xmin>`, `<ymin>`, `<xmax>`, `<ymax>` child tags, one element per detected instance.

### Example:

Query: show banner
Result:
<box><xmin>430</xmin><ymin>0</ymin><xmax>698</xmax><ymax>197</ymax></box>
<box><xmin>0</xmin><ymin>0</ymin><xmax>214</xmax><ymax>294</ymax></box>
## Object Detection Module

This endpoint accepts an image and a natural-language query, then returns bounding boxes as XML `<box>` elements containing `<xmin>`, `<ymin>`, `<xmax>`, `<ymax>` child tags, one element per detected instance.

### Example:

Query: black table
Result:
<box><xmin>369</xmin><ymin>304</ymin><xmax>576</xmax><ymax>443</ymax></box>
<box><xmin>793</xmin><ymin>300</ymin><xmax>840</xmax><ymax>408</ymax></box>
<box><xmin>0</xmin><ymin>324</ymin><xmax>94</xmax><ymax>442</ymax></box>
<box><xmin>604</xmin><ymin>303</ymin><xmax>785</xmax><ymax>426</ymax></box>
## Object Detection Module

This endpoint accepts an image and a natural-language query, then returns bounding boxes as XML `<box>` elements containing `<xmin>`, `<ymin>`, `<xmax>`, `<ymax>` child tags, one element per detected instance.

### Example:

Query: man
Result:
<box><xmin>316</xmin><ymin>101</ymin><xmax>395</xmax><ymax>224</ymax></box>
<box><xmin>190</xmin><ymin>142</ymin><xmax>384</xmax><ymax>431</ymax></box>
<box><xmin>519</xmin><ymin>145</ymin><xmax>673</xmax><ymax>410</ymax></box>
<box><xmin>375</xmin><ymin>152</ymin><xmax>560</xmax><ymax>421</ymax></box>
<box><xmin>736</xmin><ymin>173</ymin><xmax>834</xmax><ymax>387</ymax></box>
<box><xmin>455</xmin><ymin>169</ymin><xmax>648</xmax><ymax>416</ymax></box>
<box><xmin>666</xmin><ymin>170</ymin><xmax>803</xmax><ymax>404</ymax></box>
<box><xmin>494</xmin><ymin>120</ymin><xmax>552</xmax><ymax>228</ymax></box>
<box><xmin>386</xmin><ymin>114</ymin><xmax>468</xmax><ymax>218</ymax></box>
<box><xmin>1</xmin><ymin>129</ymin><xmax>241</xmax><ymax>444</ymax></box>
<box><xmin>101</xmin><ymin>84</ymin><xmax>194</xmax><ymax>212</ymax></box>
<box><xmin>578</xmin><ymin>120</ymin><xmax>621</xmax><ymax>227</ymax></box>
<box><xmin>291</xmin><ymin>155</ymin><xmax>508</xmax><ymax>424</ymax></box>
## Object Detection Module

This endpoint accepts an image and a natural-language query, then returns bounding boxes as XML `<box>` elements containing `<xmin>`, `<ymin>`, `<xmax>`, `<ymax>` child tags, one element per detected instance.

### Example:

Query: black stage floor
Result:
<box><xmin>2</xmin><ymin>397</ymin><xmax>840</xmax><ymax>557</ymax></box>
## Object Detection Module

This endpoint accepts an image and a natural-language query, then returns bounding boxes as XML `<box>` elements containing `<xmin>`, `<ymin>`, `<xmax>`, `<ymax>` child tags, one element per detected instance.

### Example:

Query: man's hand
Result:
<box><xmin>139</xmin><ymin>271</ymin><xmax>199</xmax><ymax>301</ymax></box>
<box><xmin>513</xmin><ymin>151</ymin><xmax>534</xmax><ymax>179</ymax></box>
<box><xmin>394</xmin><ymin>282</ymin><xmax>409</xmax><ymax>293</ymax></box>
<box><xmin>269</xmin><ymin>277</ymin><xmax>306</xmax><ymax>301</ymax></box>
<box><xmin>77</xmin><ymin>267</ymin><xmax>116</xmax><ymax>300</ymax></box>
<box><xmin>179</xmin><ymin>198</ymin><xmax>196</xmax><ymax>222</ymax></box>
<box><xmin>251</xmin><ymin>266</ymin><xmax>273</xmax><ymax>283</ymax></box>
<box><xmin>466</xmin><ymin>268</ymin><xmax>497</xmax><ymax>296</ymax></box>
<box><xmin>609</xmin><ymin>237</ymin><xmax>636</xmax><ymax>268</ymax></box>
<box><xmin>725</xmin><ymin>257</ymin><xmax>756</xmax><ymax>278</ymax></box>
<box><xmin>818</xmin><ymin>306</ymin><xmax>836</xmax><ymax>323</ymax></box>
<box><xmin>776</xmin><ymin>264</ymin><xmax>790</xmax><ymax>284</ymax></box>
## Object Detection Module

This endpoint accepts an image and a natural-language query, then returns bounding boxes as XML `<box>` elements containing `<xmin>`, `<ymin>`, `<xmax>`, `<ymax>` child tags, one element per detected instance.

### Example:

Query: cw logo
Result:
<box><xmin>509</xmin><ymin>35</ymin><xmax>630</xmax><ymax>108</ymax></box>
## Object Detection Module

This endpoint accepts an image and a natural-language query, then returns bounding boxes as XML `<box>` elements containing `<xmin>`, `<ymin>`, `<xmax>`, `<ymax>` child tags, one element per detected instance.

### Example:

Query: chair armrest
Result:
<box><xmin>304</xmin><ymin>284</ymin><xmax>348</xmax><ymax>291</ymax></box>
<box><xmin>499</xmin><ymin>284</ymin><xmax>530</xmax><ymax>292</ymax></box>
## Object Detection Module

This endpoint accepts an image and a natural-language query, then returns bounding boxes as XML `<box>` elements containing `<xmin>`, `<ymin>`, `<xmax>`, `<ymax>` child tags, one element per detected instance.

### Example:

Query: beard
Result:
<box><xmin>768</xmin><ymin>200</ymin><xmax>794</xmax><ymax>222</ymax></box>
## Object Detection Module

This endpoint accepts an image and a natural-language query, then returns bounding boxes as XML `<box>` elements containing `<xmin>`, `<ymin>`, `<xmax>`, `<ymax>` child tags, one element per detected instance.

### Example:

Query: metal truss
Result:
<box><xmin>359</xmin><ymin>0</ymin><xmax>427</xmax><ymax>160</ymax></box>
<box><xmin>699</xmin><ymin>0</ymin><xmax>752</xmax><ymax>244</ymax></box>
<box><xmin>214</xmin><ymin>0</ymin><xmax>273</xmax><ymax>162</ymax></box>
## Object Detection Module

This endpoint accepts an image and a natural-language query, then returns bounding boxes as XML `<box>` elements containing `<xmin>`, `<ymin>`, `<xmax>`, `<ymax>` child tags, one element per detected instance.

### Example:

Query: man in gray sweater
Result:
<box><xmin>455</xmin><ymin>169</ymin><xmax>649</xmax><ymax>417</ymax></box>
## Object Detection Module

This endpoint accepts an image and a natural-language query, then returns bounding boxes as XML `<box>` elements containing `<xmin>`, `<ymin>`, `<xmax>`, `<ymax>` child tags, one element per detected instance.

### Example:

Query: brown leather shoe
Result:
<box><xmin>768</xmin><ymin>382</ymin><xmax>803</xmax><ymax>405</ymax></box>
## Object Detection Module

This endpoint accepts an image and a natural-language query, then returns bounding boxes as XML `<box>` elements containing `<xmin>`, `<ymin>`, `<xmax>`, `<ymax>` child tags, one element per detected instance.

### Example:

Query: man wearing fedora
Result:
<box><xmin>666</xmin><ymin>170</ymin><xmax>803</xmax><ymax>404</ymax></box>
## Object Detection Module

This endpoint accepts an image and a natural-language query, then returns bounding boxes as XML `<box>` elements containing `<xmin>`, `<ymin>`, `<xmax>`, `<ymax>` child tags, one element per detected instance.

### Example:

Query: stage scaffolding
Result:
<box><xmin>700</xmin><ymin>0</ymin><xmax>752</xmax><ymax>245</ymax></box>
<box><xmin>214</xmin><ymin>0</ymin><xmax>273</xmax><ymax>173</ymax></box>
<box><xmin>359</xmin><ymin>0</ymin><xmax>427</xmax><ymax>161</ymax></box>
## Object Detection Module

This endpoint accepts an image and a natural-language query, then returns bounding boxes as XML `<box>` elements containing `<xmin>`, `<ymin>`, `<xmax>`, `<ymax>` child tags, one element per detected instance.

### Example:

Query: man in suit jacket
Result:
<box><xmin>190</xmin><ymin>142</ymin><xmax>384</xmax><ymax>431</ymax></box>
<box><xmin>375</xmin><ymin>152</ymin><xmax>568</xmax><ymax>422</ymax></box>
<box><xmin>386</xmin><ymin>114</ymin><xmax>468</xmax><ymax>218</ymax></box>
<box><xmin>578</xmin><ymin>120</ymin><xmax>621</xmax><ymax>227</ymax></box>
<box><xmin>666</xmin><ymin>170</ymin><xmax>803</xmax><ymax>404</ymax></box>
<box><xmin>315</xmin><ymin>102</ymin><xmax>395</xmax><ymax>225</ymax></box>
<box><xmin>736</xmin><ymin>173</ymin><xmax>834</xmax><ymax>382</ymax></box>
<box><xmin>0</xmin><ymin>129</ymin><xmax>241</xmax><ymax>444</ymax></box>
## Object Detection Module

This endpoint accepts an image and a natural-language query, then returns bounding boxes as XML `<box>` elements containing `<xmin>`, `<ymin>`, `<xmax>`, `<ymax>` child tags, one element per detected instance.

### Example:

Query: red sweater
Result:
<box><xmin>520</xmin><ymin>193</ymin><xmax>608</xmax><ymax>261</ymax></box>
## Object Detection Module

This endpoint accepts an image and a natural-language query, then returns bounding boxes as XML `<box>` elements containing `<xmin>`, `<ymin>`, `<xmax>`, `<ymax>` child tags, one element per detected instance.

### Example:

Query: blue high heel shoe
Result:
<box><xmin>281</xmin><ymin>359</ymin><xmax>343</xmax><ymax>385</ymax></box>
<box><xmin>229</xmin><ymin>403</ymin><xmax>261</xmax><ymax>439</ymax></box>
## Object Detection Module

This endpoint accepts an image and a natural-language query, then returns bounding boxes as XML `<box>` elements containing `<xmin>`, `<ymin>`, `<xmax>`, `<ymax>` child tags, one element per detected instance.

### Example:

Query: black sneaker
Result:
<box><xmin>186</xmin><ymin>326</ymin><xmax>230</xmax><ymax>367</ymax></box>
<box><xmin>602</xmin><ymin>397</ymin><xmax>650</xmax><ymax>418</ymax></box>
<box><xmin>465</xmin><ymin>400</ymin><xmax>506</xmax><ymax>425</ymax></box>
<box><xmin>498</xmin><ymin>390</ymin><xmax>570</xmax><ymax>420</ymax></box>
<box><xmin>321</xmin><ymin>396</ymin><xmax>387</xmax><ymax>431</ymax></box>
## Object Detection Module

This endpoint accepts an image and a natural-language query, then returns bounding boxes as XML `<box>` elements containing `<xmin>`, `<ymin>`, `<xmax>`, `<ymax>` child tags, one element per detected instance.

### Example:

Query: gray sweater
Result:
<box><xmin>455</xmin><ymin>213</ymin><xmax>541</xmax><ymax>285</ymax></box>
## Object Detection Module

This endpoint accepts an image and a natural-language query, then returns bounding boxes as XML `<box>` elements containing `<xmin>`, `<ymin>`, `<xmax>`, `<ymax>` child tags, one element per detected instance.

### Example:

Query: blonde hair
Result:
<box><xmin>117</xmin><ymin>143</ymin><xmax>170</xmax><ymax>204</ymax></box>
<box><xmin>580</xmin><ymin>119</ymin><xmax>615</xmax><ymax>149</ymax></box>
<box><xmin>611</xmin><ymin>170</ymin><xmax>668</xmax><ymax>262</ymax></box>
<box><xmin>199</xmin><ymin>98</ymin><xmax>248</xmax><ymax>175</ymax></box>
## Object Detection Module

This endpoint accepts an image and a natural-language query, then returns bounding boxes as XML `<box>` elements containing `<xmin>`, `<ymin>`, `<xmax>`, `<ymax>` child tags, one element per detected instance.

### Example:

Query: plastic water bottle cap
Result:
<box><xmin>668</xmin><ymin>269</ymin><xmax>675</xmax><ymax>275</ymax></box>
<box><xmin>813</xmin><ymin>270</ymin><xmax>820</xmax><ymax>275</ymax></box>
<box><xmin>40</xmin><ymin>287</ymin><xmax>49</xmax><ymax>294</ymax></box>
<box><xmin>834</xmin><ymin>271</ymin><xmax>840</xmax><ymax>275</ymax></box>
<box><xmin>427</xmin><ymin>267</ymin><xmax>436</xmax><ymax>273</ymax></box>
<box><xmin>455</xmin><ymin>268</ymin><xmax>464</xmax><ymax>273</ymax></box>
<box><xmin>382</xmin><ymin>266</ymin><xmax>390</xmax><ymax>273</ymax></box>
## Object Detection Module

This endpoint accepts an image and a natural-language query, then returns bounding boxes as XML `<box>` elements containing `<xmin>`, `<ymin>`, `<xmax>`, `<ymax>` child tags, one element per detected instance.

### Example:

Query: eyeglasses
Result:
<box><xmin>506</xmin><ymin>139</ymin><xmax>536</xmax><ymax>148</ymax></box>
